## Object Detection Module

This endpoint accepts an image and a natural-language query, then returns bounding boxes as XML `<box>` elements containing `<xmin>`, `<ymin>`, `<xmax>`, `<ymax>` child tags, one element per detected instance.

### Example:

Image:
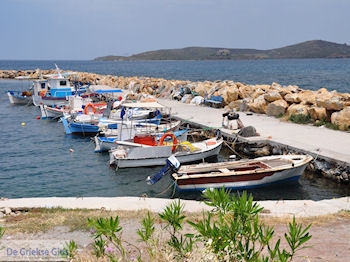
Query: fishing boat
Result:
<box><xmin>32</xmin><ymin>65</ymin><xmax>89</xmax><ymax>107</ymax></box>
<box><xmin>40</xmin><ymin>105</ymin><xmax>66</xmax><ymax>119</ymax></box>
<box><xmin>147</xmin><ymin>155</ymin><xmax>312</xmax><ymax>191</ymax></box>
<box><xmin>40</xmin><ymin>95</ymin><xmax>108</xmax><ymax>119</ymax></box>
<box><xmin>61</xmin><ymin>113</ymin><xmax>169</xmax><ymax>136</ymax></box>
<box><xmin>94</xmin><ymin>129</ymin><xmax>188</xmax><ymax>152</ymax></box>
<box><xmin>109</xmin><ymin>137</ymin><xmax>223</xmax><ymax>168</ymax></box>
<box><xmin>7</xmin><ymin>90</ymin><xmax>33</xmax><ymax>105</ymax></box>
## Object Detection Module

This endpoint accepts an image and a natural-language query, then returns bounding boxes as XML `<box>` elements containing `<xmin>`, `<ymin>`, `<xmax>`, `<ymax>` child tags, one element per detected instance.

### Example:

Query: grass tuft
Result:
<box><xmin>289</xmin><ymin>114</ymin><xmax>312</xmax><ymax>124</ymax></box>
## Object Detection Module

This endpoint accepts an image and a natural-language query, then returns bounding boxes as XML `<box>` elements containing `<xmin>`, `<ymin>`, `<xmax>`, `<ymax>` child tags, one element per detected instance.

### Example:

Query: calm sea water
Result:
<box><xmin>0</xmin><ymin>59</ymin><xmax>350</xmax><ymax>93</ymax></box>
<box><xmin>1</xmin><ymin>59</ymin><xmax>350</xmax><ymax>200</ymax></box>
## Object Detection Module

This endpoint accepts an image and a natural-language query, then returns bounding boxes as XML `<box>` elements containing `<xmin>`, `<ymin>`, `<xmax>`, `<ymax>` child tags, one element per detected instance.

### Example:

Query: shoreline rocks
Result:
<box><xmin>1</xmin><ymin>69</ymin><xmax>350</xmax><ymax>130</ymax></box>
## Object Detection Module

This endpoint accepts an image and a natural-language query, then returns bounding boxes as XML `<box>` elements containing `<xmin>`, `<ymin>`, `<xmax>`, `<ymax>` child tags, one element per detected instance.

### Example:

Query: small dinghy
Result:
<box><xmin>7</xmin><ymin>90</ymin><xmax>33</xmax><ymax>105</ymax></box>
<box><xmin>147</xmin><ymin>155</ymin><xmax>313</xmax><ymax>190</ymax></box>
<box><xmin>109</xmin><ymin>137</ymin><xmax>223</xmax><ymax>168</ymax></box>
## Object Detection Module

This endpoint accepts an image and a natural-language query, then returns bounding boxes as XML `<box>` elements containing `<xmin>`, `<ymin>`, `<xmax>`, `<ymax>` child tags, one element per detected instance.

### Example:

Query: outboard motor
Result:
<box><xmin>146</xmin><ymin>155</ymin><xmax>180</xmax><ymax>185</ymax></box>
<box><xmin>215</xmin><ymin>129</ymin><xmax>222</xmax><ymax>139</ymax></box>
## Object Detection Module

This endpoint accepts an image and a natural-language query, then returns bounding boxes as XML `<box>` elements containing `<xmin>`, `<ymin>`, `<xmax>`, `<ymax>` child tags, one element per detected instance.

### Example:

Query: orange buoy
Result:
<box><xmin>159</xmin><ymin>133</ymin><xmax>178</xmax><ymax>152</ymax></box>
<box><xmin>36</xmin><ymin>116</ymin><xmax>41</xmax><ymax>120</ymax></box>
<box><xmin>84</xmin><ymin>103</ymin><xmax>96</xmax><ymax>114</ymax></box>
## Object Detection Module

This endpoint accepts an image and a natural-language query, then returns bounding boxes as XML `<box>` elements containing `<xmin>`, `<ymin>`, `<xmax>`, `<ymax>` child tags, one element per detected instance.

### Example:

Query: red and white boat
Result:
<box><xmin>169</xmin><ymin>155</ymin><xmax>312</xmax><ymax>191</ymax></box>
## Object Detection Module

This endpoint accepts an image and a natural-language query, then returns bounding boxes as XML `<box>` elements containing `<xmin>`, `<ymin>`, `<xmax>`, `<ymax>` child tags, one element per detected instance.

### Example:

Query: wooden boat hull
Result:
<box><xmin>173</xmin><ymin>155</ymin><xmax>312</xmax><ymax>191</ymax></box>
<box><xmin>175</xmin><ymin>164</ymin><xmax>306</xmax><ymax>191</ymax></box>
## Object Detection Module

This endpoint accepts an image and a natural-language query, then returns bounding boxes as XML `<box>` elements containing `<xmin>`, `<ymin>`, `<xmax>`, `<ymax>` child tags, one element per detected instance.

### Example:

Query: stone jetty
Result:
<box><xmin>1</xmin><ymin>69</ymin><xmax>349</xmax><ymax>131</ymax></box>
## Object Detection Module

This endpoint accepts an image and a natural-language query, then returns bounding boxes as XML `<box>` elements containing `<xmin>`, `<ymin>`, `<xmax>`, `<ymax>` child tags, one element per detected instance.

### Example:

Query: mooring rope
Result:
<box><xmin>223</xmin><ymin>139</ymin><xmax>243</xmax><ymax>159</ymax></box>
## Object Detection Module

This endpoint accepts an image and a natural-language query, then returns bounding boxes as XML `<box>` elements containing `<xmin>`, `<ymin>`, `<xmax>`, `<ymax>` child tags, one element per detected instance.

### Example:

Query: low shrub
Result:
<box><xmin>289</xmin><ymin>114</ymin><xmax>312</xmax><ymax>124</ymax></box>
<box><xmin>84</xmin><ymin>188</ymin><xmax>312</xmax><ymax>261</ymax></box>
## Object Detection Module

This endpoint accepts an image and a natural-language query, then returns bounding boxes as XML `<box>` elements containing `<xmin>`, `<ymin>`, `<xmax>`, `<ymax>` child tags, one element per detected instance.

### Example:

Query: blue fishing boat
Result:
<box><xmin>61</xmin><ymin>117</ymin><xmax>118</xmax><ymax>135</ymax></box>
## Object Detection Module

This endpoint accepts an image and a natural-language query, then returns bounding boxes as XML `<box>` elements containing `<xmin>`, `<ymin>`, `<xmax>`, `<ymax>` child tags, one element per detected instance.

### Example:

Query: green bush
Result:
<box><xmin>313</xmin><ymin>119</ymin><xmax>340</xmax><ymax>130</ymax></box>
<box><xmin>188</xmin><ymin>188</ymin><xmax>312</xmax><ymax>261</ymax></box>
<box><xmin>289</xmin><ymin>114</ymin><xmax>312</xmax><ymax>124</ymax></box>
<box><xmin>86</xmin><ymin>188</ymin><xmax>312</xmax><ymax>261</ymax></box>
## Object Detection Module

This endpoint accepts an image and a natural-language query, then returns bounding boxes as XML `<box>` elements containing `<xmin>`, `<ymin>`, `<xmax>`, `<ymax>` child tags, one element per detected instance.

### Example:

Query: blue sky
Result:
<box><xmin>0</xmin><ymin>0</ymin><xmax>349</xmax><ymax>60</ymax></box>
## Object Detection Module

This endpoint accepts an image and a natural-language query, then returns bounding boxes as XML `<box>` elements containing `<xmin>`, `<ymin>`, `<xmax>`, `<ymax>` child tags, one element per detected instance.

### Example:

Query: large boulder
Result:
<box><xmin>194</xmin><ymin>83</ymin><xmax>210</xmax><ymax>97</ymax></box>
<box><xmin>224</xmin><ymin>87</ymin><xmax>239</xmax><ymax>103</ymax></box>
<box><xmin>264</xmin><ymin>91</ymin><xmax>282</xmax><ymax>102</ymax></box>
<box><xmin>238</xmin><ymin>85</ymin><xmax>256</xmax><ymax>99</ymax></box>
<box><xmin>298</xmin><ymin>90</ymin><xmax>316</xmax><ymax>105</ymax></box>
<box><xmin>287</xmin><ymin>104</ymin><xmax>309</xmax><ymax>116</ymax></box>
<box><xmin>251</xmin><ymin>88</ymin><xmax>265</xmax><ymax>99</ymax></box>
<box><xmin>228</xmin><ymin>99</ymin><xmax>244</xmax><ymax>110</ymax></box>
<box><xmin>308</xmin><ymin>106</ymin><xmax>327</xmax><ymax>120</ymax></box>
<box><xmin>284</xmin><ymin>93</ymin><xmax>301</xmax><ymax>103</ymax></box>
<box><xmin>266</xmin><ymin>99</ymin><xmax>289</xmax><ymax>116</ymax></box>
<box><xmin>331</xmin><ymin>107</ymin><xmax>350</xmax><ymax>131</ymax></box>
<box><xmin>248</xmin><ymin>95</ymin><xmax>267</xmax><ymax>114</ymax></box>
<box><xmin>317</xmin><ymin>95</ymin><xmax>344</xmax><ymax>111</ymax></box>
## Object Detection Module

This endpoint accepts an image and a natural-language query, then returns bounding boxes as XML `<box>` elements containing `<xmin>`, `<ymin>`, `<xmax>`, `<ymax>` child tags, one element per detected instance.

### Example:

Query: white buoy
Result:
<box><xmin>229</xmin><ymin>154</ymin><xmax>236</xmax><ymax>159</ymax></box>
<box><xmin>69</xmin><ymin>148</ymin><xmax>74</xmax><ymax>152</ymax></box>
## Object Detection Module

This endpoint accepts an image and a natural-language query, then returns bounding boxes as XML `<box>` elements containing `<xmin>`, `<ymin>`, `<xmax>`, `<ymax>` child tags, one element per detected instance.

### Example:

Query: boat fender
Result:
<box><xmin>84</xmin><ymin>103</ymin><xmax>96</xmax><ymax>115</ymax></box>
<box><xmin>146</xmin><ymin>156</ymin><xmax>180</xmax><ymax>185</ymax></box>
<box><xmin>159</xmin><ymin>133</ymin><xmax>178</xmax><ymax>152</ymax></box>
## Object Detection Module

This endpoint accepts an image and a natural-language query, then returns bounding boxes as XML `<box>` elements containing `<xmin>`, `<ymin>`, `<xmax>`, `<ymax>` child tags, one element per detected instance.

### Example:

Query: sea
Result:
<box><xmin>0</xmin><ymin>59</ymin><xmax>349</xmax><ymax>200</ymax></box>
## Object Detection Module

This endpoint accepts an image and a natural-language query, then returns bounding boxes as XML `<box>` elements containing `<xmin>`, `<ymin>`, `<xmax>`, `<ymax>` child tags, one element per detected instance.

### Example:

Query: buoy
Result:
<box><xmin>268</xmin><ymin>136</ymin><xmax>272</xmax><ymax>139</ymax></box>
<box><xmin>36</xmin><ymin>116</ymin><xmax>41</xmax><ymax>120</ymax></box>
<box><xmin>69</xmin><ymin>148</ymin><xmax>74</xmax><ymax>152</ymax></box>
<box><xmin>21</xmin><ymin>122</ymin><xmax>25</xmax><ymax>126</ymax></box>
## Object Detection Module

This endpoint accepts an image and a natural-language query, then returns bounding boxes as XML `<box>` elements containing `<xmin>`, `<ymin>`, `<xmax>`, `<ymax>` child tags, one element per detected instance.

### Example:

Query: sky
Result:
<box><xmin>0</xmin><ymin>0</ymin><xmax>349</xmax><ymax>60</ymax></box>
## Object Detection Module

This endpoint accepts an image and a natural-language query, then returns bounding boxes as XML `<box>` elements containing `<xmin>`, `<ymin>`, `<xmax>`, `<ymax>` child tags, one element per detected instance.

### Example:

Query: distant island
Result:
<box><xmin>94</xmin><ymin>40</ymin><xmax>350</xmax><ymax>61</ymax></box>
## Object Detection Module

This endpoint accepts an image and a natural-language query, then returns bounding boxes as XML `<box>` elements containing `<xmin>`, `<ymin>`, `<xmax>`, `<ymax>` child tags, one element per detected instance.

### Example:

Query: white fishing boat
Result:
<box><xmin>159</xmin><ymin>155</ymin><xmax>313</xmax><ymax>191</ymax></box>
<box><xmin>109</xmin><ymin>137</ymin><xmax>223</xmax><ymax>168</ymax></box>
<box><xmin>7</xmin><ymin>90</ymin><xmax>33</xmax><ymax>105</ymax></box>
<box><xmin>40</xmin><ymin>95</ymin><xmax>106</xmax><ymax>119</ymax></box>
<box><xmin>32</xmin><ymin>65</ymin><xmax>88</xmax><ymax>107</ymax></box>
<box><xmin>40</xmin><ymin>105</ymin><xmax>65</xmax><ymax>119</ymax></box>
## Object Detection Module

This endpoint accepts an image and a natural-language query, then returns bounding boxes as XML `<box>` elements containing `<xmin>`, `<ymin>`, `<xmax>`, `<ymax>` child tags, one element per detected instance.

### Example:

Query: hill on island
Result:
<box><xmin>94</xmin><ymin>40</ymin><xmax>350</xmax><ymax>61</ymax></box>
